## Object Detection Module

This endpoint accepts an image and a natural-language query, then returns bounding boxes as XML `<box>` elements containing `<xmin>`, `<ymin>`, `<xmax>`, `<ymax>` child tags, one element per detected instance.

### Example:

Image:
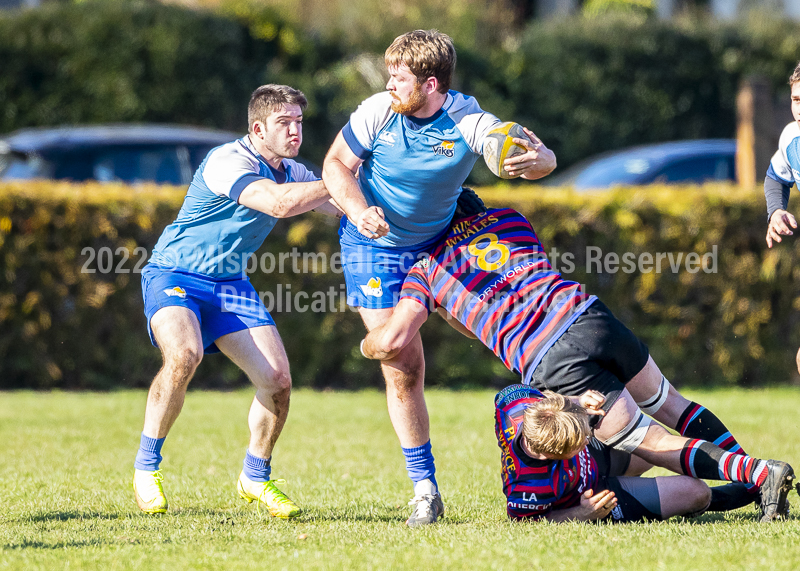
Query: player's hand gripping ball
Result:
<box><xmin>483</xmin><ymin>122</ymin><xmax>532</xmax><ymax>179</ymax></box>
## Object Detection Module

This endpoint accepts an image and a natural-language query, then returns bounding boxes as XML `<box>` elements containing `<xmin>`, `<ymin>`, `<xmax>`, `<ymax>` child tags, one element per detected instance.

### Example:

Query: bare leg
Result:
<box><xmin>624</xmin><ymin>357</ymin><xmax>690</xmax><ymax>428</ymax></box>
<box><xmin>360</xmin><ymin>307</ymin><xmax>429</xmax><ymax>448</ymax></box>
<box><xmin>655</xmin><ymin>476</ymin><xmax>711</xmax><ymax>518</ymax></box>
<box><xmin>625</xmin><ymin>357</ymin><xmax>751</xmax><ymax>457</ymax></box>
<box><xmin>796</xmin><ymin>346</ymin><xmax>800</xmax><ymax>376</ymax></box>
<box><xmin>215</xmin><ymin>325</ymin><xmax>292</xmax><ymax>459</ymax></box>
<box><xmin>143</xmin><ymin>306</ymin><xmax>204</xmax><ymax>438</ymax></box>
<box><xmin>624</xmin><ymin>455</ymin><xmax>653</xmax><ymax>477</ymax></box>
<box><xmin>594</xmin><ymin>391</ymin><xmax>687</xmax><ymax>473</ymax></box>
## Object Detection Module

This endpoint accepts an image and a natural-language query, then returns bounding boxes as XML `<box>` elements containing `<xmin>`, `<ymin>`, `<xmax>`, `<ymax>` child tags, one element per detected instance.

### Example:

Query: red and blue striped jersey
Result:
<box><xmin>400</xmin><ymin>208</ymin><xmax>596</xmax><ymax>381</ymax></box>
<box><xmin>494</xmin><ymin>384</ymin><xmax>598</xmax><ymax>519</ymax></box>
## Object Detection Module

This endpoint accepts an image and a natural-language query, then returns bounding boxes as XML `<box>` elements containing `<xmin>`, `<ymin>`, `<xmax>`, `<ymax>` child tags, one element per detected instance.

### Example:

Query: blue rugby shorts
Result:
<box><xmin>338</xmin><ymin>217</ymin><xmax>445</xmax><ymax>309</ymax></box>
<box><xmin>141</xmin><ymin>264</ymin><xmax>275</xmax><ymax>354</ymax></box>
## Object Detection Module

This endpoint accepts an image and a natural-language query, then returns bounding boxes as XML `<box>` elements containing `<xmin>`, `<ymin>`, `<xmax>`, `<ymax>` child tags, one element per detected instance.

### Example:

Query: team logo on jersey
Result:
<box><xmin>378</xmin><ymin>132</ymin><xmax>396</xmax><ymax>146</ymax></box>
<box><xmin>359</xmin><ymin>277</ymin><xmax>383</xmax><ymax>298</ymax></box>
<box><xmin>432</xmin><ymin>140</ymin><xmax>455</xmax><ymax>157</ymax></box>
<box><xmin>163</xmin><ymin>286</ymin><xmax>187</xmax><ymax>298</ymax></box>
<box><xmin>413</xmin><ymin>257</ymin><xmax>429</xmax><ymax>270</ymax></box>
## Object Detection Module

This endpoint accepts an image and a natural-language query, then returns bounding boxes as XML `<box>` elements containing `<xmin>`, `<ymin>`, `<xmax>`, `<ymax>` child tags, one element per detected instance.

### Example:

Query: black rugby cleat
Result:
<box><xmin>759</xmin><ymin>460</ymin><xmax>794</xmax><ymax>522</ymax></box>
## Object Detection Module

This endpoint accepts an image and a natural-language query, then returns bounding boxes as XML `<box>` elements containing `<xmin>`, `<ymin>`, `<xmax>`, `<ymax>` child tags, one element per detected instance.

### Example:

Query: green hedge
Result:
<box><xmin>1</xmin><ymin>181</ymin><xmax>797</xmax><ymax>390</ymax></box>
<box><xmin>4</xmin><ymin>3</ymin><xmax>800</xmax><ymax>175</ymax></box>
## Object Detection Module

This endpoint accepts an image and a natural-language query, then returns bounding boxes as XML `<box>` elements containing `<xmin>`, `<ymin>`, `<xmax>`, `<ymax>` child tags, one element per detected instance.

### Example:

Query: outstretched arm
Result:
<box><xmin>237</xmin><ymin>178</ymin><xmax>331</xmax><ymax>218</ymax></box>
<box><xmin>361</xmin><ymin>299</ymin><xmax>429</xmax><ymax>361</ymax></box>
<box><xmin>765</xmin><ymin>175</ymin><xmax>796</xmax><ymax>248</ymax></box>
<box><xmin>322</xmin><ymin>131</ymin><xmax>389</xmax><ymax>238</ymax></box>
<box><xmin>503</xmin><ymin>127</ymin><xmax>557</xmax><ymax>181</ymax></box>
<box><xmin>435</xmin><ymin>307</ymin><xmax>477</xmax><ymax>339</ymax></box>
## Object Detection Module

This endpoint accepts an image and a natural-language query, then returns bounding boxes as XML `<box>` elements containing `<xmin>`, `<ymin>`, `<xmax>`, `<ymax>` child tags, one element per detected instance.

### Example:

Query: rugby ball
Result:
<box><xmin>483</xmin><ymin>122</ymin><xmax>531</xmax><ymax>179</ymax></box>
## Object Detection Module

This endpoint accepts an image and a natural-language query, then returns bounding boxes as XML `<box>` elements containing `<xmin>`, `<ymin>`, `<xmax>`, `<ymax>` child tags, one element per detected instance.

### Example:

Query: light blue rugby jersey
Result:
<box><xmin>767</xmin><ymin>121</ymin><xmax>800</xmax><ymax>186</ymax></box>
<box><xmin>342</xmin><ymin>90</ymin><xmax>501</xmax><ymax>248</ymax></box>
<box><xmin>149</xmin><ymin>136</ymin><xmax>318</xmax><ymax>279</ymax></box>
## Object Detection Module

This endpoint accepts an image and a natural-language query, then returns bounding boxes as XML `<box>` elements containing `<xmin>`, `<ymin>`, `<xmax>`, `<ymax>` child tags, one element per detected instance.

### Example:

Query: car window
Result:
<box><xmin>91</xmin><ymin>146</ymin><xmax>187</xmax><ymax>185</ymax></box>
<box><xmin>651</xmin><ymin>156</ymin><xmax>734</xmax><ymax>184</ymax></box>
<box><xmin>188</xmin><ymin>145</ymin><xmax>217</xmax><ymax>171</ymax></box>
<box><xmin>568</xmin><ymin>155</ymin><xmax>654</xmax><ymax>188</ymax></box>
<box><xmin>0</xmin><ymin>153</ymin><xmax>55</xmax><ymax>180</ymax></box>
<box><xmin>22</xmin><ymin>145</ymin><xmax>189</xmax><ymax>184</ymax></box>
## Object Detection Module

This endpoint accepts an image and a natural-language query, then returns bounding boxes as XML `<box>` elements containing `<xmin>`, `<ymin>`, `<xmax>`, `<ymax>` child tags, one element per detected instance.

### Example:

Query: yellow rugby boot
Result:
<box><xmin>237</xmin><ymin>472</ymin><xmax>302</xmax><ymax>518</ymax></box>
<box><xmin>133</xmin><ymin>469</ymin><xmax>168</xmax><ymax>514</ymax></box>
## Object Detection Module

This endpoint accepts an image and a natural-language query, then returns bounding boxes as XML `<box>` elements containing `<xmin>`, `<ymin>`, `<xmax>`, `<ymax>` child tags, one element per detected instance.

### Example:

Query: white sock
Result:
<box><xmin>414</xmin><ymin>478</ymin><xmax>438</xmax><ymax>497</ymax></box>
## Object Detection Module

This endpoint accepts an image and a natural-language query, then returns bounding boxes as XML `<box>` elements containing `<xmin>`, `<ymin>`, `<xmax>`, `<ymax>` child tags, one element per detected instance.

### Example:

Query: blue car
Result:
<box><xmin>0</xmin><ymin>124</ymin><xmax>319</xmax><ymax>185</ymax></box>
<box><xmin>545</xmin><ymin>139</ymin><xmax>737</xmax><ymax>190</ymax></box>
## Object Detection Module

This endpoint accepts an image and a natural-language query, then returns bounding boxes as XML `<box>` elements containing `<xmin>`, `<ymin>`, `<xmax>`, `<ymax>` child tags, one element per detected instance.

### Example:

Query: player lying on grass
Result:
<box><xmin>360</xmin><ymin>199</ymin><xmax>795</xmax><ymax>522</ymax></box>
<box><xmin>495</xmin><ymin>386</ymin><xmax>715</xmax><ymax>522</ymax></box>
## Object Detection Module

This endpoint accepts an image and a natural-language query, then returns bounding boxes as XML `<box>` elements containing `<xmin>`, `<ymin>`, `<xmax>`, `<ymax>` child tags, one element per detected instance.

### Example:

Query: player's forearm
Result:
<box><xmin>361</xmin><ymin>325</ymin><xmax>401</xmax><ymax>361</ymax></box>
<box><xmin>435</xmin><ymin>307</ymin><xmax>477</xmax><ymax>339</ymax></box>
<box><xmin>239</xmin><ymin>180</ymin><xmax>330</xmax><ymax>218</ymax></box>
<box><xmin>764</xmin><ymin>175</ymin><xmax>791</xmax><ymax>220</ymax></box>
<box><xmin>321</xmin><ymin>156</ymin><xmax>369</xmax><ymax>221</ymax></box>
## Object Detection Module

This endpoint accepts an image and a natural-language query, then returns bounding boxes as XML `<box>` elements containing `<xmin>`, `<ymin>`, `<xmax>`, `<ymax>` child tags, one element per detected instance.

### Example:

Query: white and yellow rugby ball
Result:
<box><xmin>482</xmin><ymin>122</ymin><xmax>531</xmax><ymax>179</ymax></box>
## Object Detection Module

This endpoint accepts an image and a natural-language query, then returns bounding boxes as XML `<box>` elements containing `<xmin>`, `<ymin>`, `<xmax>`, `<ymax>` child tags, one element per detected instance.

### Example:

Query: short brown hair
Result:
<box><xmin>522</xmin><ymin>391</ymin><xmax>591</xmax><ymax>457</ymax></box>
<box><xmin>248</xmin><ymin>84</ymin><xmax>308</xmax><ymax>132</ymax></box>
<box><xmin>384</xmin><ymin>30</ymin><xmax>456</xmax><ymax>94</ymax></box>
<box><xmin>790</xmin><ymin>61</ymin><xmax>800</xmax><ymax>87</ymax></box>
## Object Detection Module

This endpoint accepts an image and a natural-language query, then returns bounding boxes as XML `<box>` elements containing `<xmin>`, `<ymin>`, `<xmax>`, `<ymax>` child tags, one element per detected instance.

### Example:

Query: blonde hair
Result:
<box><xmin>247</xmin><ymin>84</ymin><xmax>308</xmax><ymax>132</ymax></box>
<box><xmin>384</xmin><ymin>30</ymin><xmax>456</xmax><ymax>94</ymax></box>
<box><xmin>790</xmin><ymin>61</ymin><xmax>800</xmax><ymax>87</ymax></box>
<box><xmin>522</xmin><ymin>391</ymin><xmax>591</xmax><ymax>457</ymax></box>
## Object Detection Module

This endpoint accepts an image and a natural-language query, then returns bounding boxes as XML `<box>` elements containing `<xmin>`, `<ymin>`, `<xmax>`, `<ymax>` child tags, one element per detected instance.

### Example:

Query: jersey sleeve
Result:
<box><xmin>286</xmin><ymin>160</ymin><xmax>320</xmax><ymax>183</ymax></box>
<box><xmin>202</xmin><ymin>143</ymin><xmax>266</xmax><ymax>203</ymax></box>
<box><xmin>399</xmin><ymin>261</ymin><xmax>435</xmax><ymax>311</ymax></box>
<box><xmin>445</xmin><ymin>91</ymin><xmax>503</xmax><ymax>155</ymax></box>
<box><xmin>341</xmin><ymin>92</ymin><xmax>394</xmax><ymax>160</ymax></box>
<box><xmin>768</xmin><ymin>122</ymin><xmax>800</xmax><ymax>185</ymax></box>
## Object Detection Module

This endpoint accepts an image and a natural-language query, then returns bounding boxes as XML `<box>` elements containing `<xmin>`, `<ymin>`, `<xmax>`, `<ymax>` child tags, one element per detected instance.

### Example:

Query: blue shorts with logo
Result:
<box><xmin>338</xmin><ymin>217</ymin><xmax>447</xmax><ymax>309</ymax></box>
<box><xmin>141</xmin><ymin>264</ymin><xmax>275</xmax><ymax>354</ymax></box>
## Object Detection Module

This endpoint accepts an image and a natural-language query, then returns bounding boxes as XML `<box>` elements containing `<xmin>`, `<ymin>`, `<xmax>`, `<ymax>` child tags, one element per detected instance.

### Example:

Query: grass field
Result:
<box><xmin>2</xmin><ymin>388</ymin><xmax>800</xmax><ymax>570</ymax></box>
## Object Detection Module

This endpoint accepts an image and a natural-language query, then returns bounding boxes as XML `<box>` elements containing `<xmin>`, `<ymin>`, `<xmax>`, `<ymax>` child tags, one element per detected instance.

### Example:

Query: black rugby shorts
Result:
<box><xmin>526</xmin><ymin>299</ymin><xmax>650</xmax><ymax>413</ymax></box>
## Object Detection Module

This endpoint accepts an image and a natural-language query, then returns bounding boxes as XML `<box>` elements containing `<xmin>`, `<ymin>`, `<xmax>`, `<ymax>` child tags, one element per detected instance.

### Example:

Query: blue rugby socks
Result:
<box><xmin>402</xmin><ymin>440</ymin><xmax>438</xmax><ymax>496</ymax></box>
<box><xmin>243</xmin><ymin>449</ymin><xmax>272</xmax><ymax>482</ymax></box>
<box><xmin>134</xmin><ymin>433</ymin><xmax>165</xmax><ymax>471</ymax></box>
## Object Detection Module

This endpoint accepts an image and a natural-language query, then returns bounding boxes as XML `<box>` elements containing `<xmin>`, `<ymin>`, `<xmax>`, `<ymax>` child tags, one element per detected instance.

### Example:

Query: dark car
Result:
<box><xmin>544</xmin><ymin>139</ymin><xmax>737</xmax><ymax>190</ymax></box>
<box><xmin>0</xmin><ymin>124</ymin><xmax>303</xmax><ymax>185</ymax></box>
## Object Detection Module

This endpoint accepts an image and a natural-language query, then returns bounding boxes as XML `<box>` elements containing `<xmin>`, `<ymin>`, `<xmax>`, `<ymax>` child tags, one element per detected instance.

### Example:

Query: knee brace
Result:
<box><xmin>636</xmin><ymin>375</ymin><xmax>670</xmax><ymax>416</ymax></box>
<box><xmin>602</xmin><ymin>410</ymin><xmax>653</xmax><ymax>454</ymax></box>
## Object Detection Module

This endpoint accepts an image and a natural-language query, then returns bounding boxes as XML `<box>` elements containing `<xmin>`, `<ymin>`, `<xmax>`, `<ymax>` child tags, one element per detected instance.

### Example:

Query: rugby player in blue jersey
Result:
<box><xmin>322</xmin><ymin>29</ymin><xmax>556</xmax><ymax>526</ymax></box>
<box><xmin>361</xmin><ymin>205</ymin><xmax>795</xmax><ymax>522</ymax></box>
<box><xmin>764</xmin><ymin>61</ymin><xmax>800</xmax><ymax>252</ymax></box>
<box><xmin>764</xmin><ymin>61</ymin><xmax>800</xmax><ymax>380</ymax></box>
<box><xmin>132</xmin><ymin>85</ymin><xmax>340</xmax><ymax>518</ymax></box>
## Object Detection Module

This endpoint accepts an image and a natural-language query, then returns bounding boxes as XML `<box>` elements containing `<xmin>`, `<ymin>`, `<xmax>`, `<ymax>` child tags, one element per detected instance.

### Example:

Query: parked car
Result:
<box><xmin>544</xmin><ymin>139</ymin><xmax>736</xmax><ymax>190</ymax></box>
<box><xmin>0</xmin><ymin>124</ymin><xmax>319</xmax><ymax>185</ymax></box>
